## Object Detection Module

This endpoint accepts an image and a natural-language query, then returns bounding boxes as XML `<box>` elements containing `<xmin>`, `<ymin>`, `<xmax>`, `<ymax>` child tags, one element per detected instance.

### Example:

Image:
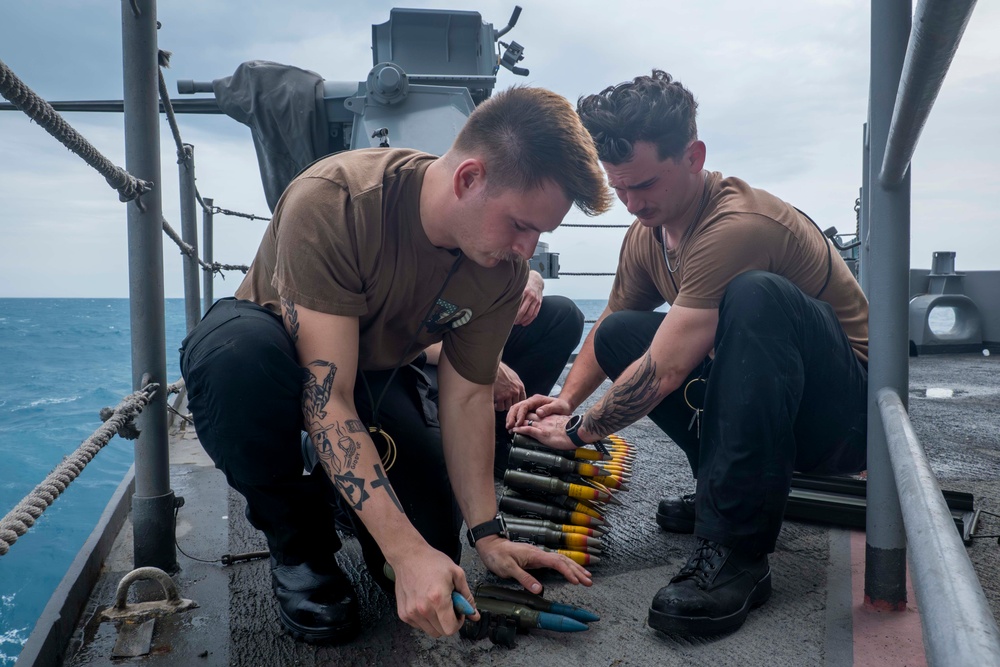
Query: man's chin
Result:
<box><xmin>485</xmin><ymin>253</ymin><xmax>518</xmax><ymax>266</ymax></box>
<box><xmin>467</xmin><ymin>253</ymin><xmax>503</xmax><ymax>269</ymax></box>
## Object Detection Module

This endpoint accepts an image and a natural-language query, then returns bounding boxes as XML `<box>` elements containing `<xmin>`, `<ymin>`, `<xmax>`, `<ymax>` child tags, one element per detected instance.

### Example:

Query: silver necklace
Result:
<box><xmin>662</xmin><ymin>173</ymin><xmax>710</xmax><ymax>274</ymax></box>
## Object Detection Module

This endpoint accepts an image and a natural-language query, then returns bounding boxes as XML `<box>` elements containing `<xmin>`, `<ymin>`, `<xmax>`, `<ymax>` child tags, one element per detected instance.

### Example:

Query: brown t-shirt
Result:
<box><xmin>236</xmin><ymin>148</ymin><xmax>528</xmax><ymax>384</ymax></box>
<box><xmin>608</xmin><ymin>172</ymin><xmax>869</xmax><ymax>363</ymax></box>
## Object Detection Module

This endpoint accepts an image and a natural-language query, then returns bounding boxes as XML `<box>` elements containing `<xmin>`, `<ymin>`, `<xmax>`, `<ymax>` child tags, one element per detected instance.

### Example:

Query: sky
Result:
<box><xmin>0</xmin><ymin>0</ymin><xmax>997</xmax><ymax>299</ymax></box>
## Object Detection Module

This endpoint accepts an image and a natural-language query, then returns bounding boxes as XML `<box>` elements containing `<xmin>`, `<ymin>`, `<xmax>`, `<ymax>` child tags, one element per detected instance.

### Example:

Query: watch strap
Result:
<box><xmin>565</xmin><ymin>414</ymin><xmax>587</xmax><ymax>448</ymax></box>
<box><xmin>566</xmin><ymin>414</ymin><xmax>610</xmax><ymax>455</ymax></box>
<box><xmin>466</xmin><ymin>514</ymin><xmax>508</xmax><ymax>547</ymax></box>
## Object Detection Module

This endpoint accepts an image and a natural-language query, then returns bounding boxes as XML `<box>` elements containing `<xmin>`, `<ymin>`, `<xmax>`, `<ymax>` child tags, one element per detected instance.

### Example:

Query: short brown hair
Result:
<box><xmin>452</xmin><ymin>86</ymin><xmax>612</xmax><ymax>216</ymax></box>
<box><xmin>578</xmin><ymin>70</ymin><xmax>698</xmax><ymax>165</ymax></box>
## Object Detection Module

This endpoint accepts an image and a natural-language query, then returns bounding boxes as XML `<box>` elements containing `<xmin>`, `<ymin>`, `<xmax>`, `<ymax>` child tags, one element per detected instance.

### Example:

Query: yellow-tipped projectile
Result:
<box><xmin>592</xmin><ymin>475</ymin><xmax>629</xmax><ymax>491</ymax></box>
<box><xmin>541</xmin><ymin>546</ymin><xmax>601</xmax><ymax>566</ymax></box>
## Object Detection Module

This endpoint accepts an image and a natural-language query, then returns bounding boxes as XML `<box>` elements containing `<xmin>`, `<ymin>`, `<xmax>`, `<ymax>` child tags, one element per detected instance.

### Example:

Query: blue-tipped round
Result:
<box><xmin>548</xmin><ymin>602</ymin><xmax>600</xmax><ymax>623</ymax></box>
<box><xmin>452</xmin><ymin>591</ymin><xmax>476</xmax><ymax>616</ymax></box>
<box><xmin>537</xmin><ymin>611</ymin><xmax>590</xmax><ymax>632</ymax></box>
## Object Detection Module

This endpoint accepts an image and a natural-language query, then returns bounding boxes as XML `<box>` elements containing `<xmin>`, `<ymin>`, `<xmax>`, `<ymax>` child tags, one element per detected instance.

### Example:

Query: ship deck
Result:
<box><xmin>40</xmin><ymin>353</ymin><xmax>1000</xmax><ymax>666</ymax></box>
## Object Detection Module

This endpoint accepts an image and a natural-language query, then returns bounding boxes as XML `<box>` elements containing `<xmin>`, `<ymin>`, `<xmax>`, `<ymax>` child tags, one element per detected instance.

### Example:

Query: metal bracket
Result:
<box><xmin>101</xmin><ymin>566</ymin><xmax>197</xmax><ymax>621</ymax></box>
<box><xmin>529</xmin><ymin>243</ymin><xmax>560</xmax><ymax>278</ymax></box>
<box><xmin>366</xmin><ymin>62</ymin><xmax>410</xmax><ymax>106</ymax></box>
<box><xmin>786</xmin><ymin>473</ymin><xmax>980</xmax><ymax>544</ymax></box>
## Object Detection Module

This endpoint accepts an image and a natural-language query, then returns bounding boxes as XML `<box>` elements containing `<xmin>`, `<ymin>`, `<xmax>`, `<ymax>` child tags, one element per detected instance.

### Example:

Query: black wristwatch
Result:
<box><xmin>565</xmin><ymin>414</ymin><xmax>610</xmax><ymax>455</ymax></box>
<box><xmin>565</xmin><ymin>414</ymin><xmax>588</xmax><ymax>447</ymax></box>
<box><xmin>466</xmin><ymin>513</ymin><xmax>509</xmax><ymax>547</ymax></box>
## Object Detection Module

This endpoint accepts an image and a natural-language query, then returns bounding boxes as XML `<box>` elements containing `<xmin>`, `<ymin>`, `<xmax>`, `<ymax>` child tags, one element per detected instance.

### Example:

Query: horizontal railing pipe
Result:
<box><xmin>879</xmin><ymin>0</ymin><xmax>978</xmax><ymax>188</ymax></box>
<box><xmin>877</xmin><ymin>388</ymin><xmax>1000</xmax><ymax>664</ymax></box>
<box><xmin>0</xmin><ymin>99</ymin><xmax>224</xmax><ymax>114</ymax></box>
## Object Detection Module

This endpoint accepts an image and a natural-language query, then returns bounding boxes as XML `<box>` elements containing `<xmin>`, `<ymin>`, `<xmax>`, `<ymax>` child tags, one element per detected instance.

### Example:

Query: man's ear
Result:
<box><xmin>686</xmin><ymin>140</ymin><xmax>707</xmax><ymax>173</ymax></box>
<box><xmin>453</xmin><ymin>157</ymin><xmax>487</xmax><ymax>199</ymax></box>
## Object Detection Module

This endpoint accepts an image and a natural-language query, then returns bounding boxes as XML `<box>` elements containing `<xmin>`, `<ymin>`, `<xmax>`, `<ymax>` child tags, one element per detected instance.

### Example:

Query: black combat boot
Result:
<box><xmin>270</xmin><ymin>555</ymin><xmax>361</xmax><ymax>644</ymax></box>
<box><xmin>655</xmin><ymin>492</ymin><xmax>697</xmax><ymax>533</ymax></box>
<box><xmin>251</xmin><ymin>498</ymin><xmax>361</xmax><ymax>645</ymax></box>
<box><xmin>648</xmin><ymin>539</ymin><xmax>771</xmax><ymax>637</ymax></box>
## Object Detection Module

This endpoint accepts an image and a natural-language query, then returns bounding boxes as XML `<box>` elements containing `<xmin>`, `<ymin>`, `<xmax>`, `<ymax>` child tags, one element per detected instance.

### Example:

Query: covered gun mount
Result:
<box><xmin>176</xmin><ymin>6</ymin><xmax>529</xmax><ymax>211</ymax></box>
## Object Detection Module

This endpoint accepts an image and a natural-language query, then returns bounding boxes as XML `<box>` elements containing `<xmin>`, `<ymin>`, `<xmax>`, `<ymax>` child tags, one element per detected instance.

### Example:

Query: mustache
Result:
<box><xmin>490</xmin><ymin>249</ymin><xmax>521</xmax><ymax>262</ymax></box>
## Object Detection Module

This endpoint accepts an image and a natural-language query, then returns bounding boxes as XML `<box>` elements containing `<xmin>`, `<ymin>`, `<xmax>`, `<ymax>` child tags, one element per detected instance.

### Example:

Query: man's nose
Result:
<box><xmin>514</xmin><ymin>231</ymin><xmax>541</xmax><ymax>260</ymax></box>
<box><xmin>623</xmin><ymin>191</ymin><xmax>644</xmax><ymax>215</ymax></box>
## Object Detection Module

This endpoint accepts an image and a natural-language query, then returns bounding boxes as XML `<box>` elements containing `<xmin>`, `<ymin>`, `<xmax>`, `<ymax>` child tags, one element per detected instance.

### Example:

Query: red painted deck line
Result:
<box><xmin>850</xmin><ymin>529</ymin><xmax>927</xmax><ymax>666</ymax></box>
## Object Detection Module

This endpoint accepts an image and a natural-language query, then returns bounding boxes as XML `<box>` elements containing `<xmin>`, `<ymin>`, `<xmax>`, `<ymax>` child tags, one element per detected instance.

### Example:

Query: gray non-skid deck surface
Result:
<box><xmin>66</xmin><ymin>354</ymin><xmax>1000</xmax><ymax>666</ymax></box>
<box><xmin>223</xmin><ymin>426</ymin><xmax>837</xmax><ymax>667</ymax></box>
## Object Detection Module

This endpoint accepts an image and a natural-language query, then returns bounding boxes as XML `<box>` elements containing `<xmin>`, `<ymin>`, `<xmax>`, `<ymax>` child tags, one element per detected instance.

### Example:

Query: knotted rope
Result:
<box><xmin>154</xmin><ymin>51</ymin><xmax>253</xmax><ymax>274</ymax></box>
<box><xmin>161</xmin><ymin>217</ymin><xmax>249</xmax><ymax>276</ymax></box>
<box><xmin>207</xmin><ymin>204</ymin><xmax>271</xmax><ymax>222</ymax></box>
<box><xmin>0</xmin><ymin>383</ymin><xmax>159</xmax><ymax>557</ymax></box>
<box><xmin>0</xmin><ymin>57</ymin><xmax>153</xmax><ymax>205</ymax></box>
<box><xmin>157</xmin><ymin>51</ymin><xmax>191</xmax><ymax>165</ymax></box>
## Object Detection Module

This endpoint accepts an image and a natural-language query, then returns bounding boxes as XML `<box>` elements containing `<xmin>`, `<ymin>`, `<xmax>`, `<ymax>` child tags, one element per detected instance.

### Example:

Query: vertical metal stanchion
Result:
<box><xmin>178</xmin><ymin>142</ymin><xmax>201</xmax><ymax>332</ymax></box>
<box><xmin>202</xmin><ymin>197</ymin><xmax>214</xmax><ymax>317</ymax></box>
<box><xmin>865</xmin><ymin>0</ymin><xmax>910</xmax><ymax>610</ymax></box>
<box><xmin>121</xmin><ymin>0</ymin><xmax>177</xmax><ymax>573</ymax></box>
<box><xmin>858</xmin><ymin>122</ymin><xmax>869</xmax><ymax>294</ymax></box>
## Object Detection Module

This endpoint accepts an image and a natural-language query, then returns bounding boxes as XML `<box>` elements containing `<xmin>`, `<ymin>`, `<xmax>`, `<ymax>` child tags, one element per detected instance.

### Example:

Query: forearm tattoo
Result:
<box><xmin>301</xmin><ymin>359</ymin><xmax>337</xmax><ymax>424</ymax></box>
<box><xmin>297</xmin><ymin>349</ymin><xmax>377</xmax><ymax>513</ymax></box>
<box><xmin>311</xmin><ymin>422</ymin><xmax>367</xmax><ymax>505</ymax></box>
<box><xmin>371</xmin><ymin>463</ymin><xmax>404</xmax><ymax>513</ymax></box>
<box><xmin>334</xmin><ymin>471</ymin><xmax>370</xmax><ymax>511</ymax></box>
<box><xmin>583</xmin><ymin>351</ymin><xmax>661</xmax><ymax>436</ymax></box>
<box><xmin>334</xmin><ymin>421</ymin><xmax>361</xmax><ymax>470</ymax></box>
<box><xmin>280</xmin><ymin>297</ymin><xmax>300</xmax><ymax>342</ymax></box>
<box><xmin>311</xmin><ymin>426</ymin><xmax>343</xmax><ymax>477</ymax></box>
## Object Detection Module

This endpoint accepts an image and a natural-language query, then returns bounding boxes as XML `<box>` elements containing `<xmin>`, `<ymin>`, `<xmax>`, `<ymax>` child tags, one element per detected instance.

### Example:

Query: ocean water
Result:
<box><xmin>0</xmin><ymin>297</ymin><xmax>607</xmax><ymax>663</ymax></box>
<box><xmin>0</xmin><ymin>298</ymin><xmax>187</xmax><ymax>664</ymax></box>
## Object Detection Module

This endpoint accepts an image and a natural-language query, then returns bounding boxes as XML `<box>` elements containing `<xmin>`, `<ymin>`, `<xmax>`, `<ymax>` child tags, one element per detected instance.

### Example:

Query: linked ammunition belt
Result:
<box><xmin>460</xmin><ymin>433</ymin><xmax>635</xmax><ymax>646</ymax></box>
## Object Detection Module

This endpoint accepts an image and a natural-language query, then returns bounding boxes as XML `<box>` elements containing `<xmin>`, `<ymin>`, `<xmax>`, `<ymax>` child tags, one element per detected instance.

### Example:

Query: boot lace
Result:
<box><xmin>672</xmin><ymin>540</ymin><xmax>726</xmax><ymax>589</ymax></box>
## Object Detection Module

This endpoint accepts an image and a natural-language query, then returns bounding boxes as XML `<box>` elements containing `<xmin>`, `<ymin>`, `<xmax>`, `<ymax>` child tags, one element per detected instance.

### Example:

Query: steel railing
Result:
<box><xmin>878</xmin><ymin>389</ymin><xmax>1000</xmax><ymax>663</ymax></box>
<box><xmin>866</xmin><ymin>0</ymin><xmax>999</xmax><ymax>663</ymax></box>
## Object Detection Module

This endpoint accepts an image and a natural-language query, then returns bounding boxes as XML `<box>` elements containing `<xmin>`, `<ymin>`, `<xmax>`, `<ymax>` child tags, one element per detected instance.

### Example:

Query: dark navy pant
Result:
<box><xmin>502</xmin><ymin>295</ymin><xmax>584</xmax><ymax>398</ymax></box>
<box><xmin>593</xmin><ymin>272</ymin><xmax>867</xmax><ymax>553</ymax></box>
<box><xmin>180</xmin><ymin>295</ymin><xmax>581</xmax><ymax>577</ymax></box>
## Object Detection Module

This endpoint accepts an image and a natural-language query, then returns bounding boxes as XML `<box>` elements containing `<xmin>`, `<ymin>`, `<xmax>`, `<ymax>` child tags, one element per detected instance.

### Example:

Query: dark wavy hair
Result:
<box><xmin>577</xmin><ymin>70</ymin><xmax>698</xmax><ymax>165</ymax></box>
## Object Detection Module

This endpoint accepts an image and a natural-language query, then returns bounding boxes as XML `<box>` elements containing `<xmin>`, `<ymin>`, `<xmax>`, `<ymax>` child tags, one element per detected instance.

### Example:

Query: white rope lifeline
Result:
<box><xmin>0</xmin><ymin>383</ymin><xmax>158</xmax><ymax>556</ymax></box>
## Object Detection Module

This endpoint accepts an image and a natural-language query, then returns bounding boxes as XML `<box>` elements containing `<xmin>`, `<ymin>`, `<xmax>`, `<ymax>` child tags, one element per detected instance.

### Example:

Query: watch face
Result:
<box><xmin>496</xmin><ymin>513</ymin><xmax>509</xmax><ymax>538</ymax></box>
<box><xmin>566</xmin><ymin>414</ymin><xmax>582</xmax><ymax>432</ymax></box>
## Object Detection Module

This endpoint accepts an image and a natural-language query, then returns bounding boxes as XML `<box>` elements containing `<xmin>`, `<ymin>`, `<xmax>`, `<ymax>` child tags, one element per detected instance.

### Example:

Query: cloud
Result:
<box><xmin>1</xmin><ymin>0</ymin><xmax>998</xmax><ymax>298</ymax></box>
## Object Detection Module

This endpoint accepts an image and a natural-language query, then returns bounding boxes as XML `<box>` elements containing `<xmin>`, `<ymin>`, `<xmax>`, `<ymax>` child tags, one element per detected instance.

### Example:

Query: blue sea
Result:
<box><xmin>0</xmin><ymin>299</ymin><xmax>188</xmax><ymax>664</ymax></box>
<box><xmin>0</xmin><ymin>296</ymin><xmax>608</xmax><ymax>663</ymax></box>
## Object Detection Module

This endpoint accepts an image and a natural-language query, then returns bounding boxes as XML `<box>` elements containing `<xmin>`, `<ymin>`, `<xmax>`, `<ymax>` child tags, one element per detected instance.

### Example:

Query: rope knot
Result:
<box><xmin>100</xmin><ymin>406</ymin><xmax>141</xmax><ymax>440</ymax></box>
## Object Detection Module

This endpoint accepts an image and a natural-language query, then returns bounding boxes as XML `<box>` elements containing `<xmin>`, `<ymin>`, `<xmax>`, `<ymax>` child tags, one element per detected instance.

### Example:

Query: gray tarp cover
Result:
<box><xmin>213</xmin><ymin>61</ymin><xmax>332</xmax><ymax>212</ymax></box>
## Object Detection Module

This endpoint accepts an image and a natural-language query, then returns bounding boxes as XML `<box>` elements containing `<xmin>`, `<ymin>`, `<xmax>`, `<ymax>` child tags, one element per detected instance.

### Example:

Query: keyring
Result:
<box><xmin>368</xmin><ymin>426</ymin><xmax>397</xmax><ymax>471</ymax></box>
<box><xmin>683</xmin><ymin>377</ymin><xmax>707</xmax><ymax>412</ymax></box>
